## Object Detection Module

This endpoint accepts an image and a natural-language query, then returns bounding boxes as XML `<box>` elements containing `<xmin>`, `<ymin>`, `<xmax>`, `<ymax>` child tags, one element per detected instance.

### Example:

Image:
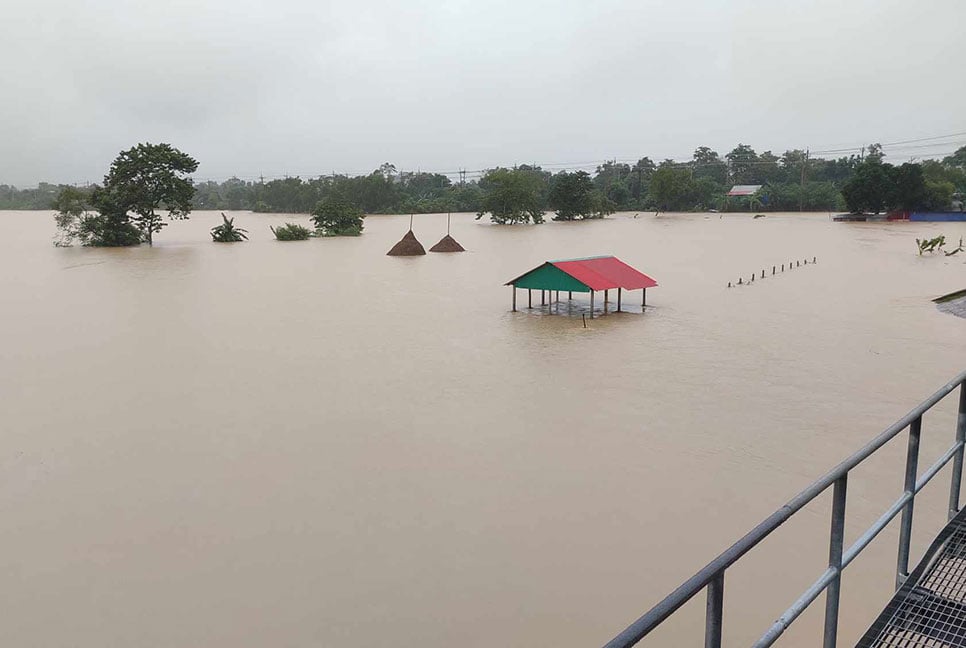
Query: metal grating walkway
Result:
<box><xmin>859</xmin><ymin>508</ymin><xmax>966</xmax><ymax>647</ymax></box>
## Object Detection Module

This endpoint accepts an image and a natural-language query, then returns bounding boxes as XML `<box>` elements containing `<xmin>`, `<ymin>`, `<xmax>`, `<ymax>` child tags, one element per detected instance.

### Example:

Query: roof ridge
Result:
<box><xmin>548</xmin><ymin>255</ymin><xmax>615</xmax><ymax>262</ymax></box>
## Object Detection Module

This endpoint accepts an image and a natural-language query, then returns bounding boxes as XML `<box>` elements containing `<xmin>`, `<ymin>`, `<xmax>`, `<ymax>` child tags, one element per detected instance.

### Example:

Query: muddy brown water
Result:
<box><xmin>0</xmin><ymin>210</ymin><xmax>963</xmax><ymax>647</ymax></box>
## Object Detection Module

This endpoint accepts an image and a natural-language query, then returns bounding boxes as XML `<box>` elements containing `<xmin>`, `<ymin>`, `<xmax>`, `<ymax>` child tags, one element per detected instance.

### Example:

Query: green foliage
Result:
<box><xmin>841</xmin><ymin>160</ymin><xmax>896</xmax><ymax>213</ymax></box>
<box><xmin>549</xmin><ymin>171</ymin><xmax>594</xmax><ymax>220</ymax></box>
<box><xmin>726</xmin><ymin>144</ymin><xmax>759</xmax><ymax>184</ymax></box>
<box><xmin>842</xmin><ymin>160</ymin><xmax>947</xmax><ymax>213</ymax></box>
<box><xmin>210</xmin><ymin>213</ymin><xmax>248</xmax><ymax>242</ymax></box>
<box><xmin>647</xmin><ymin>167</ymin><xmax>697</xmax><ymax>211</ymax></box>
<box><xmin>925</xmin><ymin>181</ymin><xmax>955</xmax><ymax>211</ymax></box>
<box><xmin>31</xmin><ymin>143</ymin><xmax>966</xmax><ymax>225</ymax></box>
<box><xmin>692</xmin><ymin>147</ymin><xmax>728</xmax><ymax>184</ymax></box>
<box><xmin>97</xmin><ymin>143</ymin><xmax>199</xmax><ymax>245</ymax></box>
<box><xmin>310</xmin><ymin>194</ymin><xmax>364</xmax><ymax>236</ymax></box>
<box><xmin>52</xmin><ymin>184</ymin><xmax>141</xmax><ymax>246</ymax></box>
<box><xmin>916</xmin><ymin>235</ymin><xmax>946</xmax><ymax>255</ymax></box>
<box><xmin>476</xmin><ymin>167</ymin><xmax>545</xmax><ymax>224</ymax></box>
<box><xmin>270</xmin><ymin>222</ymin><xmax>312</xmax><ymax>241</ymax></box>
<box><xmin>53</xmin><ymin>142</ymin><xmax>197</xmax><ymax>247</ymax></box>
<box><xmin>0</xmin><ymin>182</ymin><xmax>69</xmax><ymax>209</ymax></box>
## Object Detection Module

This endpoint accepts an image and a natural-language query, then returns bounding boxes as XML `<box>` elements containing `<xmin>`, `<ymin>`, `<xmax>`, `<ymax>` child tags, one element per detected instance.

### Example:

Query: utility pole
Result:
<box><xmin>799</xmin><ymin>148</ymin><xmax>809</xmax><ymax>212</ymax></box>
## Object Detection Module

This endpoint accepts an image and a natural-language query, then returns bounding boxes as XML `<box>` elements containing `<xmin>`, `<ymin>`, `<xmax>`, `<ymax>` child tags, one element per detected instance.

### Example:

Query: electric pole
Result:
<box><xmin>799</xmin><ymin>148</ymin><xmax>809</xmax><ymax>212</ymax></box>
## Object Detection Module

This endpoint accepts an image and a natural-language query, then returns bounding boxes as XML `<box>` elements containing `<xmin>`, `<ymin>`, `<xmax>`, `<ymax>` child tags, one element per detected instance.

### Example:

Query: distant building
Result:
<box><xmin>726</xmin><ymin>184</ymin><xmax>764</xmax><ymax>197</ymax></box>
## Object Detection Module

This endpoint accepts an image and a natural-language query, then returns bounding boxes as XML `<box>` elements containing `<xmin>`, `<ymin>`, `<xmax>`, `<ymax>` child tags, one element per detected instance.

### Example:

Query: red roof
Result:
<box><xmin>550</xmin><ymin>256</ymin><xmax>658</xmax><ymax>290</ymax></box>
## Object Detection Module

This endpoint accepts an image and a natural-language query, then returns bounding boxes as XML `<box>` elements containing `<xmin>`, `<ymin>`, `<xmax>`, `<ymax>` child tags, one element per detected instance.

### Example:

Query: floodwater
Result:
<box><xmin>0</xmin><ymin>209</ymin><xmax>963</xmax><ymax>647</ymax></box>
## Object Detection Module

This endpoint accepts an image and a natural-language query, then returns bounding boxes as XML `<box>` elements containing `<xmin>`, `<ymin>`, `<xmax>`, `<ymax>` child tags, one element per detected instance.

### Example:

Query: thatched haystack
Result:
<box><xmin>429</xmin><ymin>234</ymin><xmax>465</xmax><ymax>253</ymax></box>
<box><xmin>387</xmin><ymin>229</ymin><xmax>426</xmax><ymax>256</ymax></box>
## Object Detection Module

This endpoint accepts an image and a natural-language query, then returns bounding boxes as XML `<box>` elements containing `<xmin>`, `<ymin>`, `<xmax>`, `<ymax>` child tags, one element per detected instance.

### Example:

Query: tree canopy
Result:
<box><xmin>53</xmin><ymin>143</ymin><xmax>198</xmax><ymax>246</ymax></box>
<box><xmin>33</xmin><ymin>141</ymin><xmax>966</xmax><ymax>232</ymax></box>
<box><xmin>548</xmin><ymin>171</ymin><xmax>612</xmax><ymax>220</ymax></box>
<box><xmin>99</xmin><ymin>143</ymin><xmax>199</xmax><ymax>245</ymax></box>
<box><xmin>476</xmin><ymin>167</ymin><xmax>545</xmax><ymax>224</ymax></box>
<box><xmin>841</xmin><ymin>160</ymin><xmax>950</xmax><ymax>213</ymax></box>
<box><xmin>310</xmin><ymin>194</ymin><xmax>365</xmax><ymax>235</ymax></box>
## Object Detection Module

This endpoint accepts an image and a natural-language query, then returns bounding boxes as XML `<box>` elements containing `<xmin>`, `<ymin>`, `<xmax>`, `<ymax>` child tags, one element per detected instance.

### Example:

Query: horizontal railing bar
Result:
<box><xmin>603</xmin><ymin>370</ymin><xmax>966</xmax><ymax>648</ymax></box>
<box><xmin>843</xmin><ymin>493</ymin><xmax>910</xmax><ymax>568</ymax></box>
<box><xmin>842</xmin><ymin>441</ymin><xmax>962</xmax><ymax>568</ymax></box>
<box><xmin>753</xmin><ymin>566</ymin><xmax>839</xmax><ymax>647</ymax></box>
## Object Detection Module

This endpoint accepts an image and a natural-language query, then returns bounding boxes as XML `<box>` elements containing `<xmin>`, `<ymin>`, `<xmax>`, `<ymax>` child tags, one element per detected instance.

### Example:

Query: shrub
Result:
<box><xmin>270</xmin><ymin>222</ymin><xmax>312</xmax><ymax>241</ymax></box>
<box><xmin>311</xmin><ymin>195</ymin><xmax>365</xmax><ymax>236</ymax></box>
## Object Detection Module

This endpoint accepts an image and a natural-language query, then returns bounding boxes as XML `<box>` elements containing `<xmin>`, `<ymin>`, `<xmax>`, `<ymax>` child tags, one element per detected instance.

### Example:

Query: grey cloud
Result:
<box><xmin>2</xmin><ymin>0</ymin><xmax>964</xmax><ymax>186</ymax></box>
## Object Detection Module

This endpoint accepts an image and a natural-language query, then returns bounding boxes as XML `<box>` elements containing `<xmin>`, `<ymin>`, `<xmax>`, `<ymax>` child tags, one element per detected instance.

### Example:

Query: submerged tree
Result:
<box><xmin>210</xmin><ymin>213</ymin><xmax>248</xmax><ymax>242</ymax></box>
<box><xmin>100</xmin><ymin>143</ymin><xmax>199</xmax><ymax>245</ymax></box>
<box><xmin>52</xmin><ymin>184</ymin><xmax>140</xmax><ymax>247</ymax></box>
<box><xmin>549</xmin><ymin>171</ymin><xmax>612</xmax><ymax>220</ymax></box>
<box><xmin>310</xmin><ymin>194</ymin><xmax>365</xmax><ymax>235</ymax></box>
<box><xmin>53</xmin><ymin>142</ymin><xmax>198</xmax><ymax>246</ymax></box>
<box><xmin>476</xmin><ymin>167</ymin><xmax>545</xmax><ymax>224</ymax></box>
<box><xmin>841</xmin><ymin>160</ymin><xmax>895</xmax><ymax>214</ymax></box>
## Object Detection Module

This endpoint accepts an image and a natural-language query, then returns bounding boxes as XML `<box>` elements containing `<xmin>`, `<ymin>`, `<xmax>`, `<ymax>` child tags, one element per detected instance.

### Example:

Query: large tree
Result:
<box><xmin>548</xmin><ymin>170</ymin><xmax>612</xmax><ymax>220</ymax></box>
<box><xmin>691</xmin><ymin>147</ymin><xmax>728</xmax><ymax>184</ymax></box>
<box><xmin>98</xmin><ymin>143</ymin><xmax>199</xmax><ymax>245</ymax></box>
<box><xmin>726</xmin><ymin>144</ymin><xmax>760</xmax><ymax>184</ymax></box>
<box><xmin>53</xmin><ymin>143</ymin><xmax>198</xmax><ymax>246</ymax></box>
<box><xmin>840</xmin><ymin>160</ymin><xmax>895</xmax><ymax>214</ymax></box>
<box><xmin>476</xmin><ymin>168</ymin><xmax>545</xmax><ymax>224</ymax></box>
<box><xmin>647</xmin><ymin>167</ymin><xmax>696</xmax><ymax>211</ymax></box>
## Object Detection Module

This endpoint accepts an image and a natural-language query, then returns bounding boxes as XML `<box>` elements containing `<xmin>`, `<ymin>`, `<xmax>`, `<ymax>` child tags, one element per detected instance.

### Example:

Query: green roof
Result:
<box><xmin>507</xmin><ymin>262</ymin><xmax>592</xmax><ymax>292</ymax></box>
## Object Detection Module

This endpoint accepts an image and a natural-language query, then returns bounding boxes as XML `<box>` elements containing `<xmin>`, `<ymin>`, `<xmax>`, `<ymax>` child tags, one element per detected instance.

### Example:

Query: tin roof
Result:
<box><xmin>506</xmin><ymin>256</ymin><xmax>658</xmax><ymax>292</ymax></box>
<box><xmin>727</xmin><ymin>184</ymin><xmax>763</xmax><ymax>197</ymax></box>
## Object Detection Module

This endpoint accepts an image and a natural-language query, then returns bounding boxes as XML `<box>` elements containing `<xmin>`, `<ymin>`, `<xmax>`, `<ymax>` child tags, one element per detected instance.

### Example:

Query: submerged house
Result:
<box><xmin>726</xmin><ymin>184</ymin><xmax>767</xmax><ymax>210</ymax></box>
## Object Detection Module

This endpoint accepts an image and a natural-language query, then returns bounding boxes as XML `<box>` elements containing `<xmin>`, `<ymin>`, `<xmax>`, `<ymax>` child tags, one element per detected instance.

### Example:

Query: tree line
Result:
<box><xmin>53</xmin><ymin>143</ymin><xmax>369</xmax><ymax>246</ymax></box>
<box><xmin>15</xmin><ymin>142</ymin><xmax>966</xmax><ymax>226</ymax></box>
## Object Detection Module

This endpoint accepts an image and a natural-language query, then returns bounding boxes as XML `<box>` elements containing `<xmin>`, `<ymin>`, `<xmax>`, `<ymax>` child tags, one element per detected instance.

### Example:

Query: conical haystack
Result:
<box><xmin>429</xmin><ymin>234</ymin><xmax>465</xmax><ymax>253</ymax></box>
<box><xmin>387</xmin><ymin>229</ymin><xmax>426</xmax><ymax>256</ymax></box>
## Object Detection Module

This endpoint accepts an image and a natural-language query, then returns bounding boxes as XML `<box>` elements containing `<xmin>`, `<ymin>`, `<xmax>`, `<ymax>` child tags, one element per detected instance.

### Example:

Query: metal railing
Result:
<box><xmin>603</xmin><ymin>370</ymin><xmax>966</xmax><ymax>648</ymax></box>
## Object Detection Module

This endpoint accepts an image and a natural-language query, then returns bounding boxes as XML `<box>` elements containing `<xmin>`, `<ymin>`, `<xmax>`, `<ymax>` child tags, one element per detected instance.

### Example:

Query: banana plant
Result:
<box><xmin>211</xmin><ymin>213</ymin><xmax>248</xmax><ymax>242</ymax></box>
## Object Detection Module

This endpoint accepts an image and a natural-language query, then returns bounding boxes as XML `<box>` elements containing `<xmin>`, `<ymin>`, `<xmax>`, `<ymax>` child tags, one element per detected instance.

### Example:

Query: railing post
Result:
<box><xmin>705</xmin><ymin>571</ymin><xmax>724</xmax><ymax>648</ymax></box>
<box><xmin>823</xmin><ymin>475</ymin><xmax>848</xmax><ymax>648</ymax></box>
<box><xmin>896</xmin><ymin>416</ymin><xmax>922</xmax><ymax>588</ymax></box>
<box><xmin>950</xmin><ymin>385</ymin><xmax>966</xmax><ymax>520</ymax></box>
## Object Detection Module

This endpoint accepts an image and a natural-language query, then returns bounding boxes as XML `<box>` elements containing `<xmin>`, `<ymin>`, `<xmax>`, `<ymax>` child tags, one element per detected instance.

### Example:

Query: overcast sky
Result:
<box><xmin>2</xmin><ymin>0</ymin><xmax>964</xmax><ymax>186</ymax></box>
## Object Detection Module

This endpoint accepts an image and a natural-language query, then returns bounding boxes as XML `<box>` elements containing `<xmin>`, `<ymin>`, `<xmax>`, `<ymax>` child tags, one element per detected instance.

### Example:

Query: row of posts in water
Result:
<box><xmin>729</xmin><ymin>257</ymin><xmax>817</xmax><ymax>287</ymax></box>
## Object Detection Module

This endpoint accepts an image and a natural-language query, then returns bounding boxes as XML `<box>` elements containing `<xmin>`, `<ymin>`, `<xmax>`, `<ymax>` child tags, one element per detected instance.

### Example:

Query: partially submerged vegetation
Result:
<box><xmin>310</xmin><ymin>194</ymin><xmax>364</xmax><ymax>236</ymax></box>
<box><xmin>26</xmin><ymin>144</ymin><xmax>965</xmax><ymax>221</ymax></box>
<box><xmin>210</xmin><ymin>213</ymin><xmax>248</xmax><ymax>242</ymax></box>
<box><xmin>270</xmin><ymin>223</ymin><xmax>313</xmax><ymax>241</ymax></box>
<box><xmin>53</xmin><ymin>143</ymin><xmax>198</xmax><ymax>246</ymax></box>
<box><xmin>843</xmin><ymin>157</ymin><xmax>955</xmax><ymax>214</ymax></box>
<box><xmin>916</xmin><ymin>235</ymin><xmax>964</xmax><ymax>256</ymax></box>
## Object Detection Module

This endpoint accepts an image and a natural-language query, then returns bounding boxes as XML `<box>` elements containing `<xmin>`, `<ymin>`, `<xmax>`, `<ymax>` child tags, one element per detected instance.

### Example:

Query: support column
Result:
<box><xmin>528</xmin><ymin>290</ymin><xmax>532</xmax><ymax>309</ymax></box>
<box><xmin>541</xmin><ymin>290</ymin><xmax>546</xmax><ymax>306</ymax></box>
<box><xmin>617</xmin><ymin>287</ymin><xmax>622</xmax><ymax>312</ymax></box>
<box><xmin>512</xmin><ymin>287</ymin><xmax>516</xmax><ymax>311</ymax></box>
<box><xmin>642</xmin><ymin>288</ymin><xmax>647</xmax><ymax>310</ymax></box>
<box><xmin>604</xmin><ymin>289</ymin><xmax>609</xmax><ymax>314</ymax></box>
<box><xmin>590</xmin><ymin>291</ymin><xmax>595</xmax><ymax>319</ymax></box>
